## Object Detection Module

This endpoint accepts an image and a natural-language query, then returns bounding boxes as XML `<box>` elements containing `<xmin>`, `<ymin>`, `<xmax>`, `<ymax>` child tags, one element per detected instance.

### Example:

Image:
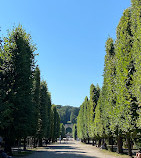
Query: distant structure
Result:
<box><xmin>64</xmin><ymin>123</ymin><xmax>73</xmax><ymax>138</ymax></box>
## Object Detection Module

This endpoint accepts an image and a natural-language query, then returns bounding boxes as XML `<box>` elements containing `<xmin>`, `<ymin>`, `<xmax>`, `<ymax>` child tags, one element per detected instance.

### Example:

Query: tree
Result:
<box><xmin>51</xmin><ymin>105</ymin><xmax>60</xmax><ymax>142</ymax></box>
<box><xmin>32</xmin><ymin>66</ymin><xmax>40</xmax><ymax>147</ymax></box>
<box><xmin>70</xmin><ymin>107</ymin><xmax>79</xmax><ymax>123</ymax></box>
<box><xmin>38</xmin><ymin>81</ymin><xmax>48</xmax><ymax>146</ymax></box>
<box><xmin>103</xmin><ymin>38</ymin><xmax>116</xmax><ymax>150</ymax></box>
<box><xmin>114</xmin><ymin>8</ymin><xmax>139</xmax><ymax>156</ymax></box>
<box><xmin>73</xmin><ymin>124</ymin><xmax>77</xmax><ymax>140</ymax></box>
<box><xmin>0</xmin><ymin>25</ymin><xmax>36</xmax><ymax>153</ymax></box>
<box><xmin>77</xmin><ymin>96</ymin><xmax>89</xmax><ymax>143</ymax></box>
<box><xmin>56</xmin><ymin>105</ymin><xmax>79</xmax><ymax>124</ymax></box>
<box><xmin>89</xmin><ymin>84</ymin><xmax>100</xmax><ymax>141</ymax></box>
<box><xmin>60</xmin><ymin>123</ymin><xmax>65</xmax><ymax>139</ymax></box>
<box><xmin>77</xmin><ymin>103</ymin><xmax>85</xmax><ymax>141</ymax></box>
<box><xmin>83</xmin><ymin>96</ymin><xmax>89</xmax><ymax>143</ymax></box>
<box><xmin>11</xmin><ymin>25</ymin><xmax>35</xmax><ymax>138</ymax></box>
<box><xmin>0</xmin><ymin>32</ymin><xmax>15</xmax><ymax>155</ymax></box>
<box><xmin>131</xmin><ymin>0</ymin><xmax>141</xmax><ymax>131</ymax></box>
<box><xmin>46</xmin><ymin>92</ymin><xmax>52</xmax><ymax>142</ymax></box>
<box><xmin>93</xmin><ymin>91</ymin><xmax>104</xmax><ymax>147</ymax></box>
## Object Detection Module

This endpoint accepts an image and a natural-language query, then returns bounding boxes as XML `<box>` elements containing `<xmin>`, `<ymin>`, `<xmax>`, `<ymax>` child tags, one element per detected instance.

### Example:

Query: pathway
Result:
<box><xmin>17</xmin><ymin>140</ymin><xmax>131</xmax><ymax>158</ymax></box>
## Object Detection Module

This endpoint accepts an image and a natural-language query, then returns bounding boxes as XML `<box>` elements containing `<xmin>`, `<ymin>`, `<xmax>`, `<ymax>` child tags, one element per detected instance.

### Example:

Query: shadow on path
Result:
<box><xmin>45</xmin><ymin>145</ymin><xmax>76</xmax><ymax>150</ymax></box>
<box><xmin>55</xmin><ymin>150</ymin><xmax>86</xmax><ymax>153</ymax></box>
<box><xmin>15</xmin><ymin>143</ymin><xmax>99</xmax><ymax>158</ymax></box>
<box><xmin>22</xmin><ymin>150</ymin><xmax>99</xmax><ymax>158</ymax></box>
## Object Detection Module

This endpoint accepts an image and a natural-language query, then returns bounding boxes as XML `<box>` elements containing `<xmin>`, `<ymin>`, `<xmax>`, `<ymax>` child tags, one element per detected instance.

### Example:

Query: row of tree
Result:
<box><xmin>77</xmin><ymin>85</ymin><xmax>100</xmax><ymax>144</ymax></box>
<box><xmin>77</xmin><ymin>0</ymin><xmax>141</xmax><ymax>156</ymax></box>
<box><xmin>0</xmin><ymin>26</ymin><xmax>60</xmax><ymax>155</ymax></box>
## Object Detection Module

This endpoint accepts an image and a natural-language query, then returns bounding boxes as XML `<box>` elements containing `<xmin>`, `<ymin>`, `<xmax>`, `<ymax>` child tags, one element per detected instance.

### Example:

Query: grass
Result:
<box><xmin>100</xmin><ymin>149</ymin><xmax>133</xmax><ymax>158</ymax></box>
<box><xmin>13</xmin><ymin>150</ymin><xmax>33</xmax><ymax>157</ymax></box>
<box><xmin>80</xmin><ymin>142</ymin><xmax>134</xmax><ymax>158</ymax></box>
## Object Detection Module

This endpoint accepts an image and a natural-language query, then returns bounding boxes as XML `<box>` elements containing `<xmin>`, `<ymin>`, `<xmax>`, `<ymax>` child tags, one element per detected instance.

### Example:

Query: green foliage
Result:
<box><xmin>2</xmin><ymin>1</ymin><xmax>141</xmax><ymax>155</ymax></box>
<box><xmin>73</xmin><ymin>124</ymin><xmax>77</xmax><ymax>140</ymax></box>
<box><xmin>83</xmin><ymin>96</ymin><xmax>89</xmax><ymax>139</ymax></box>
<box><xmin>38</xmin><ymin>81</ymin><xmax>48</xmax><ymax>138</ymax></box>
<box><xmin>77</xmin><ymin>96</ymin><xmax>89</xmax><ymax>140</ymax></box>
<box><xmin>89</xmin><ymin>84</ymin><xmax>100</xmax><ymax>138</ymax></box>
<box><xmin>0</xmin><ymin>25</ymin><xmax>60</xmax><ymax>151</ymax></box>
<box><xmin>32</xmin><ymin>66</ymin><xmax>40</xmax><ymax>137</ymax></box>
<box><xmin>77</xmin><ymin>85</ymin><xmax>100</xmax><ymax>141</ymax></box>
<box><xmin>46</xmin><ymin>92</ymin><xmax>52</xmax><ymax>139</ymax></box>
<box><xmin>94</xmin><ymin>37</ymin><xmax>116</xmax><ymax>139</ymax></box>
<box><xmin>131</xmin><ymin>0</ymin><xmax>141</xmax><ymax>129</ymax></box>
<box><xmin>37</xmin><ymin>80</ymin><xmax>53</xmax><ymax>142</ymax></box>
<box><xmin>56</xmin><ymin>105</ymin><xmax>79</xmax><ymax>124</ymax></box>
<box><xmin>0</xmin><ymin>41</ymin><xmax>14</xmax><ymax>137</ymax></box>
<box><xmin>60</xmin><ymin>123</ymin><xmax>65</xmax><ymax>139</ymax></box>
<box><xmin>93</xmin><ymin>92</ymin><xmax>104</xmax><ymax>138</ymax></box>
<box><xmin>77</xmin><ymin>103</ymin><xmax>85</xmax><ymax>139</ymax></box>
<box><xmin>51</xmin><ymin>105</ymin><xmax>60</xmax><ymax>142</ymax></box>
<box><xmin>115</xmin><ymin>8</ymin><xmax>138</xmax><ymax>133</ymax></box>
<box><xmin>77</xmin><ymin>3</ymin><xmax>141</xmax><ymax>156</ymax></box>
<box><xmin>70</xmin><ymin>107</ymin><xmax>79</xmax><ymax>123</ymax></box>
<box><xmin>2</xmin><ymin>25</ymin><xmax>36</xmax><ymax>139</ymax></box>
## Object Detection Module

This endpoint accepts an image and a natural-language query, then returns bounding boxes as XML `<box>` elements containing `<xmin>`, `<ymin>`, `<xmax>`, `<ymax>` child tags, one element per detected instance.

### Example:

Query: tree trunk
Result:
<box><xmin>39</xmin><ymin>138</ymin><xmax>42</xmax><ymax>147</ymax></box>
<box><xmin>45</xmin><ymin>139</ymin><xmax>48</xmax><ymax>146</ymax></box>
<box><xmin>92</xmin><ymin>138</ymin><xmax>94</xmax><ymax>146</ymax></box>
<box><xmin>23</xmin><ymin>137</ymin><xmax>26</xmax><ymax>151</ymax></box>
<box><xmin>117</xmin><ymin>136</ymin><xmax>123</xmax><ymax>154</ymax></box>
<box><xmin>52</xmin><ymin>138</ymin><xmax>55</xmax><ymax>143</ymax></box>
<box><xmin>33</xmin><ymin>137</ymin><xmax>36</xmax><ymax>148</ymax></box>
<box><xmin>88</xmin><ymin>138</ymin><xmax>90</xmax><ymax>144</ymax></box>
<box><xmin>4</xmin><ymin>138</ymin><xmax>13</xmax><ymax>156</ymax></box>
<box><xmin>127</xmin><ymin>134</ymin><xmax>132</xmax><ymax>156</ymax></box>
<box><xmin>48</xmin><ymin>138</ymin><xmax>51</xmax><ymax>144</ymax></box>
<box><xmin>98</xmin><ymin>139</ymin><xmax>101</xmax><ymax>147</ymax></box>
<box><xmin>18</xmin><ymin>139</ymin><xmax>21</xmax><ymax>153</ymax></box>
<box><xmin>84</xmin><ymin>138</ymin><xmax>86</xmax><ymax>143</ymax></box>
<box><xmin>109</xmin><ymin>136</ymin><xmax>113</xmax><ymax>152</ymax></box>
<box><xmin>102</xmin><ymin>138</ymin><xmax>104</xmax><ymax>145</ymax></box>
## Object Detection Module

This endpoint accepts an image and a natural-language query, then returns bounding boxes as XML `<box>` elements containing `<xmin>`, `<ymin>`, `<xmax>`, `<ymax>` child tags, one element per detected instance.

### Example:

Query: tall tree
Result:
<box><xmin>104</xmin><ymin>38</ymin><xmax>116</xmax><ymax>151</ymax></box>
<box><xmin>60</xmin><ymin>123</ymin><xmax>65</xmax><ymax>139</ymax></box>
<box><xmin>77</xmin><ymin>103</ymin><xmax>85</xmax><ymax>141</ymax></box>
<box><xmin>51</xmin><ymin>105</ymin><xmax>60</xmax><ymax>142</ymax></box>
<box><xmin>83</xmin><ymin>96</ymin><xmax>89</xmax><ymax>143</ymax></box>
<box><xmin>1</xmin><ymin>25</ymin><xmax>36</xmax><ymax>153</ymax></box>
<box><xmin>131</xmin><ymin>0</ymin><xmax>141</xmax><ymax>130</ymax></box>
<box><xmin>115</xmin><ymin>8</ymin><xmax>138</xmax><ymax>156</ymax></box>
<box><xmin>38</xmin><ymin>81</ymin><xmax>48</xmax><ymax>146</ymax></box>
<box><xmin>46</xmin><ymin>92</ymin><xmax>52</xmax><ymax>142</ymax></box>
<box><xmin>0</xmin><ymin>35</ymin><xmax>14</xmax><ymax>131</ymax></box>
<box><xmin>93</xmin><ymin>38</ymin><xmax>115</xmax><ymax>149</ymax></box>
<box><xmin>93</xmin><ymin>91</ymin><xmax>104</xmax><ymax>147</ymax></box>
<box><xmin>32</xmin><ymin>66</ymin><xmax>40</xmax><ymax>147</ymax></box>
<box><xmin>89</xmin><ymin>84</ymin><xmax>100</xmax><ymax>141</ymax></box>
<box><xmin>73</xmin><ymin>124</ymin><xmax>77</xmax><ymax>140</ymax></box>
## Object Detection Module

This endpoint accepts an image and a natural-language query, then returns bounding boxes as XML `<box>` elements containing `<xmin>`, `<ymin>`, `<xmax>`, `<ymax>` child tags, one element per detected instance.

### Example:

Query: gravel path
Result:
<box><xmin>19</xmin><ymin>140</ymin><xmax>131</xmax><ymax>158</ymax></box>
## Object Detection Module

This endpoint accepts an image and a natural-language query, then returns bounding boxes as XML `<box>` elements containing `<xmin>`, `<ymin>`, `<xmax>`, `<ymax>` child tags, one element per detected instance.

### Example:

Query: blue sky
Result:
<box><xmin>0</xmin><ymin>0</ymin><xmax>131</xmax><ymax>107</ymax></box>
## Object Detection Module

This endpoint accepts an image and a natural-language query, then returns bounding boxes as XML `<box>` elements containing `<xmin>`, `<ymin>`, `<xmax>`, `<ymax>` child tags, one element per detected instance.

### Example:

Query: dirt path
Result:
<box><xmin>18</xmin><ymin>140</ymin><xmax>131</xmax><ymax>158</ymax></box>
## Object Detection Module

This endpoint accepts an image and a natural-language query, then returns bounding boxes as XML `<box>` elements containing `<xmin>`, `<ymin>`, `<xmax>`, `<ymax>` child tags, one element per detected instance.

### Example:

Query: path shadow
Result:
<box><xmin>55</xmin><ymin>150</ymin><xmax>86</xmax><ymax>153</ymax></box>
<box><xmin>19</xmin><ymin>150</ymin><xmax>99</xmax><ymax>158</ymax></box>
<box><xmin>45</xmin><ymin>145</ymin><xmax>76</xmax><ymax>150</ymax></box>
